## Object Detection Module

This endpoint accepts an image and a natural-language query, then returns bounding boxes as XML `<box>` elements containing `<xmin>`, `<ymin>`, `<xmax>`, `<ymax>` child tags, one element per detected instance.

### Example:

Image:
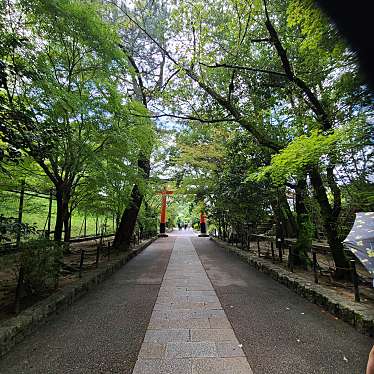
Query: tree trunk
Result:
<box><xmin>113</xmin><ymin>184</ymin><xmax>143</xmax><ymax>249</ymax></box>
<box><xmin>293</xmin><ymin>177</ymin><xmax>312</xmax><ymax>268</ymax></box>
<box><xmin>271</xmin><ymin>188</ymin><xmax>297</xmax><ymax>239</ymax></box>
<box><xmin>113</xmin><ymin>158</ymin><xmax>150</xmax><ymax>250</ymax></box>
<box><xmin>54</xmin><ymin>186</ymin><xmax>70</xmax><ymax>242</ymax></box>
<box><xmin>63</xmin><ymin>211</ymin><xmax>71</xmax><ymax>242</ymax></box>
<box><xmin>309</xmin><ymin>167</ymin><xmax>350</xmax><ymax>279</ymax></box>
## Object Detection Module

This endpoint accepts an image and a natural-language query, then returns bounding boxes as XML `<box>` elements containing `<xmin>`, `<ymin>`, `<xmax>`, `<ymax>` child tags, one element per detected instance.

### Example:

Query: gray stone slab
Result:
<box><xmin>155</xmin><ymin>301</ymin><xmax>222</xmax><ymax>311</ymax></box>
<box><xmin>186</xmin><ymin>285</ymin><xmax>215</xmax><ymax>291</ymax></box>
<box><xmin>191</xmin><ymin>328</ymin><xmax>238</xmax><ymax>342</ymax></box>
<box><xmin>132</xmin><ymin>358</ymin><xmax>192</xmax><ymax>374</ymax></box>
<box><xmin>216</xmin><ymin>341</ymin><xmax>246</xmax><ymax>357</ymax></box>
<box><xmin>148</xmin><ymin>318</ymin><xmax>169</xmax><ymax>329</ymax></box>
<box><xmin>150</xmin><ymin>310</ymin><xmax>168</xmax><ymax>320</ymax></box>
<box><xmin>208</xmin><ymin>317</ymin><xmax>232</xmax><ymax>329</ymax></box>
<box><xmin>188</xmin><ymin>295</ymin><xmax>220</xmax><ymax>303</ymax></box>
<box><xmin>223</xmin><ymin>357</ymin><xmax>254</xmax><ymax>373</ymax></box>
<box><xmin>165</xmin><ymin>341</ymin><xmax>217</xmax><ymax>359</ymax></box>
<box><xmin>156</xmin><ymin>296</ymin><xmax>189</xmax><ymax>304</ymax></box>
<box><xmin>165</xmin><ymin>308</ymin><xmax>225</xmax><ymax>320</ymax></box>
<box><xmin>144</xmin><ymin>329</ymin><xmax>190</xmax><ymax>343</ymax></box>
<box><xmin>138</xmin><ymin>342</ymin><xmax>166</xmax><ymax>359</ymax></box>
<box><xmin>191</xmin><ymin>357</ymin><xmax>253</xmax><ymax>374</ymax></box>
<box><xmin>185</xmin><ymin>291</ymin><xmax>218</xmax><ymax>297</ymax></box>
<box><xmin>168</xmin><ymin>318</ymin><xmax>211</xmax><ymax>329</ymax></box>
<box><xmin>192</xmin><ymin>358</ymin><xmax>224</xmax><ymax>373</ymax></box>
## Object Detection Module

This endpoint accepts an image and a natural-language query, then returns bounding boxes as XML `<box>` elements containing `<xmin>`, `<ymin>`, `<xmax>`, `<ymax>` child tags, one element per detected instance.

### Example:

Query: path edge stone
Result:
<box><xmin>0</xmin><ymin>237</ymin><xmax>158</xmax><ymax>359</ymax></box>
<box><xmin>210</xmin><ymin>237</ymin><xmax>374</xmax><ymax>337</ymax></box>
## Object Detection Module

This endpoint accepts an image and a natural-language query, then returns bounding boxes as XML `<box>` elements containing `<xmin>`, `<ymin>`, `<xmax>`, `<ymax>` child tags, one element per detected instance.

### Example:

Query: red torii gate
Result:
<box><xmin>157</xmin><ymin>187</ymin><xmax>209</xmax><ymax>237</ymax></box>
<box><xmin>198</xmin><ymin>211</ymin><xmax>209</xmax><ymax>237</ymax></box>
<box><xmin>157</xmin><ymin>187</ymin><xmax>173</xmax><ymax>237</ymax></box>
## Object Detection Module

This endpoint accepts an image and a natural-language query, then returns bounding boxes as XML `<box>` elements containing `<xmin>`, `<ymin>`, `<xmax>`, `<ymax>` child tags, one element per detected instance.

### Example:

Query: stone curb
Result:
<box><xmin>0</xmin><ymin>237</ymin><xmax>158</xmax><ymax>358</ymax></box>
<box><xmin>211</xmin><ymin>237</ymin><xmax>374</xmax><ymax>337</ymax></box>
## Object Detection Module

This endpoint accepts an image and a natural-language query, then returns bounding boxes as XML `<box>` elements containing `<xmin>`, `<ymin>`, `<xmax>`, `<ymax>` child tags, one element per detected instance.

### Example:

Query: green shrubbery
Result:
<box><xmin>18</xmin><ymin>239</ymin><xmax>64</xmax><ymax>296</ymax></box>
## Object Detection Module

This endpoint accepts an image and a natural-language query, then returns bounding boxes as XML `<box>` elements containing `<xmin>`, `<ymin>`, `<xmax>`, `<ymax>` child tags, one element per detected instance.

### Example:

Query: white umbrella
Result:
<box><xmin>343</xmin><ymin>212</ymin><xmax>374</xmax><ymax>286</ymax></box>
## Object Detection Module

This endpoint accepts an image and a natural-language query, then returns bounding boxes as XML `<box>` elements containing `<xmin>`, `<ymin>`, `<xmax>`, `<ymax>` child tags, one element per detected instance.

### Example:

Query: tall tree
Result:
<box><xmin>123</xmin><ymin>0</ymin><xmax>372</xmax><ymax>276</ymax></box>
<box><xmin>110</xmin><ymin>0</ymin><xmax>169</xmax><ymax>248</ymax></box>
<box><xmin>0</xmin><ymin>0</ymin><xmax>153</xmax><ymax>241</ymax></box>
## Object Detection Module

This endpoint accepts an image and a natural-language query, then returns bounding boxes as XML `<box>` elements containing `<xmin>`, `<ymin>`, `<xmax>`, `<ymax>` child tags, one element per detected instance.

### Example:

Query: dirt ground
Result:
<box><xmin>0</xmin><ymin>236</ymin><xmax>118</xmax><ymax>322</ymax></box>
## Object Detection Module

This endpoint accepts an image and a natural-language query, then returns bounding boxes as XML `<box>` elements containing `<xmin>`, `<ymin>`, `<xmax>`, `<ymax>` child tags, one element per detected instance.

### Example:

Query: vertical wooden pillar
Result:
<box><xmin>46</xmin><ymin>188</ymin><xmax>53</xmax><ymax>239</ymax></box>
<box><xmin>160</xmin><ymin>194</ymin><xmax>167</xmax><ymax>235</ymax></box>
<box><xmin>158</xmin><ymin>188</ymin><xmax>173</xmax><ymax>237</ymax></box>
<box><xmin>16</xmin><ymin>180</ymin><xmax>25</xmax><ymax>249</ymax></box>
<box><xmin>198</xmin><ymin>212</ymin><xmax>209</xmax><ymax>237</ymax></box>
<box><xmin>84</xmin><ymin>213</ymin><xmax>87</xmax><ymax>237</ymax></box>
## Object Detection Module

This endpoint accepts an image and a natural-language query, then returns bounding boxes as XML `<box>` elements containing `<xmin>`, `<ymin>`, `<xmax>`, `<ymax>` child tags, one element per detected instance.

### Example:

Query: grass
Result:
<box><xmin>0</xmin><ymin>190</ymin><xmax>115</xmax><ymax>241</ymax></box>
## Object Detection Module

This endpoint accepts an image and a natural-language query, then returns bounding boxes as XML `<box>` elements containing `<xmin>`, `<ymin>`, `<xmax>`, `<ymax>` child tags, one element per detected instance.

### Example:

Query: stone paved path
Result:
<box><xmin>132</xmin><ymin>236</ymin><xmax>253</xmax><ymax>374</ymax></box>
<box><xmin>1</xmin><ymin>231</ymin><xmax>372</xmax><ymax>373</ymax></box>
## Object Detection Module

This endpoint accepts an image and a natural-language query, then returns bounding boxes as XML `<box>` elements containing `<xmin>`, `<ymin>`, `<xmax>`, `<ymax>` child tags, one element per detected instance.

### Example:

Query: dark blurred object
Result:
<box><xmin>316</xmin><ymin>0</ymin><xmax>374</xmax><ymax>90</ymax></box>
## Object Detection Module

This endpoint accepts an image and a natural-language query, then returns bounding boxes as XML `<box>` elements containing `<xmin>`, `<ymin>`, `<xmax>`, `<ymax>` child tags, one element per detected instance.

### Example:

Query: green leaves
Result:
<box><xmin>20</xmin><ymin>0</ymin><xmax>125</xmax><ymax>63</ymax></box>
<box><xmin>248</xmin><ymin>122</ymin><xmax>365</xmax><ymax>186</ymax></box>
<box><xmin>0</xmin><ymin>0</ymin><xmax>158</xmax><ymax>227</ymax></box>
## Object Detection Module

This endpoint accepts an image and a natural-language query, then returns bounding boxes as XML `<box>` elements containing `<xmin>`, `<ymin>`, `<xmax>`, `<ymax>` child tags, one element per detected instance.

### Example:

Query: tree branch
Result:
<box><xmin>129</xmin><ymin>111</ymin><xmax>236</xmax><ymax>123</ymax></box>
<box><xmin>119</xmin><ymin>45</ymin><xmax>148</xmax><ymax>107</ymax></box>
<box><xmin>262</xmin><ymin>0</ymin><xmax>331</xmax><ymax>131</ymax></box>
<box><xmin>249</xmin><ymin>38</ymin><xmax>271</xmax><ymax>43</ymax></box>
<box><xmin>326</xmin><ymin>165</ymin><xmax>341</xmax><ymax>218</ymax></box>
<box><xmin>161</xmin><ymin>69</ymin><xmax>180</xmax><ymax>91</ymax></box>
<box><xmin>199</xmin><ymin>62</ymin><xmax>287</xmax><ymax>77</ymax></box>
<box><xmin>115</xmin><ymin>3</ymin><xmax>282</xmax><ymax>151</ymax></box>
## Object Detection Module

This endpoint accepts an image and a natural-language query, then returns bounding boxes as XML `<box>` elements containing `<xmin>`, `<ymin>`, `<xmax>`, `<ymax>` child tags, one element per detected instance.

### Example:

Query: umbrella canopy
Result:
<box><xmin>343</xmin><ymin>212</ymin><xmax>374</xmax><ymax>281</ymax></box>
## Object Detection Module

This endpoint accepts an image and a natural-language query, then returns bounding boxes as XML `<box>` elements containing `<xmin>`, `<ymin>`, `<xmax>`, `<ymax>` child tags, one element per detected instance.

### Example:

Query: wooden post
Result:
<box><xmin>158</xmin><ymin>188</ymin><xmax>173</xmax><ymax>237</ymax></box>
<box><xmin>289</xmin><ymin>245</ymin><xmax>294</xmax><ymax>272</ymax></box>
<box><xmin>79</xmin><ymin>250</ymin><xmax>85</xmax><ymax>278</ymax></box>
<box><xmin>104</xmin><ymin>217</ymin><xmax>107</xmax><ymax>234</ymax></box>
<box><xmin>271</xmin><ymin>241</ymin><xmax>275</xmax><ymax>262</ymax></box>
<box><xmin>100</xmin><ymin>228</ymin><xmax>103</xmax><ymax>247</ymax></box>
<box><xmin>265</xmin><ymin>241</ymin><xmax>270</xmax><ymax>258</ymax></box>
<box><xmin>312</xmin><ymin>251</ymin><xmax>319</xmax><ymax>284</ymax></box>
<box><xmin>96</xmin><ymin>245</ymin><xmax>100</xmax><ymax>268</ymax></box>
<box><xmin>16</xmin><ymin>180</ymin><xmax>25</xmax><ymax>249</ymax></box>
<box><xmin>14</xmin><ymin>266</ymin><xmax>24</xmax><ymax>314</ymax></box>
<box><xmin>277</xmin><ymin>238</ymin><xmax>283</xmax><ymax>262</ymax></box>
<box><xmin>199</xmin><ymin>212</ymin><xmax>209</xmax><ymax>237</ymax></box>
<box><xmin>350</xmin><ymin>260</ymin><xmax>360</xmax><ymax>302</ymax></box>
<box><xmin>46</xmin><ymin>189</ymin><xmax>53</xmax><ymax>239</ymax></box>
<box><xmin>160</xmin><ymin>194</ymin><xmax>167</xmax><ymax>234</ymax></box>
<box><xmin>83</xmin><ymin>213</ymin><xmax>87</xmax><ymax>237</ymax></box>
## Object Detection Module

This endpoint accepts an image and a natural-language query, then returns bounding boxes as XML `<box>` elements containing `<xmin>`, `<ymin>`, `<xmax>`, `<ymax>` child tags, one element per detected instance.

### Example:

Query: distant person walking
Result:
<box><xmin>184</xmin><ymin>223</ymin><xmax>187</xmax><ymax>230</ymax></box>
